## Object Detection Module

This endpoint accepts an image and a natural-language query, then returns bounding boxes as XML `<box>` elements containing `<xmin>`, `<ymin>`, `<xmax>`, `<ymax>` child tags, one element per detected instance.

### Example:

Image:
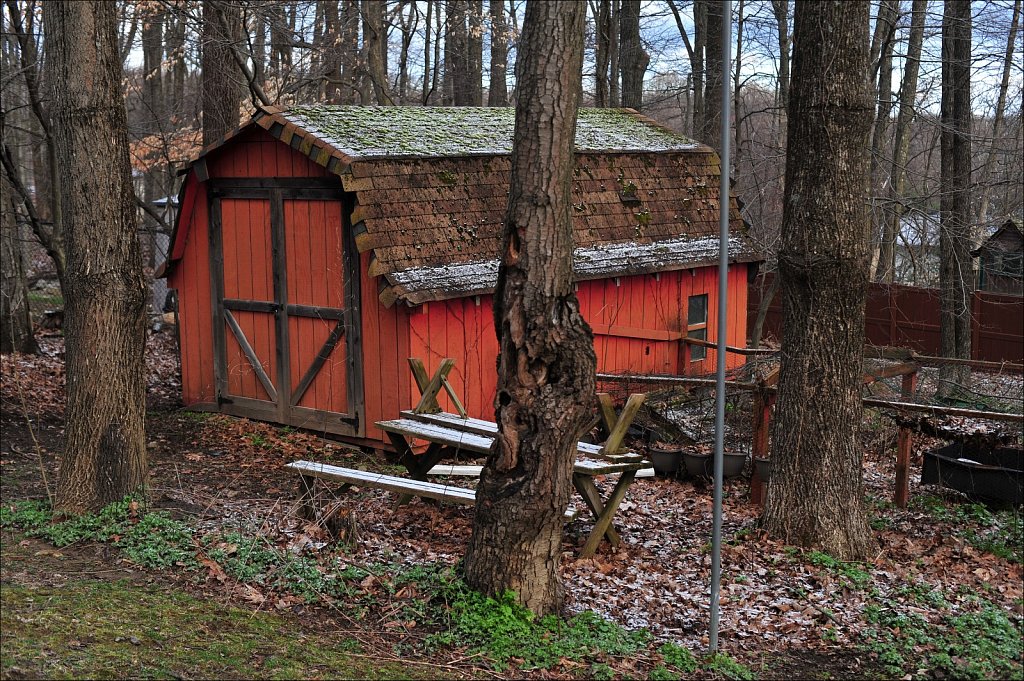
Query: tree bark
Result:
<box><xmin>618</xmin><ymin>0</ymin><xmax>647</xmax><ymax>110</ymax></box>
<box><xmin>464</xmin><ymin>0</ymin><xmax>593</xmax><ymax>616</ymax></box>
<box><xmin>701</xmin><ymin>0</ymin><xmax>723</xmax><ymax>150</ymax></box>
<box><xmin>488</xmin><ymin>0</ymin><xmax>508</xmax><ymax>106</ymax></box>
<box><xmin>762</xmin><ymin>0</ymin><xmax>875</xmax><ymax>561</ymax></box>
<box><xmin>202</xmin><ymin>0</ymin><xmax>245</xmax><ymax>146</ymax></box>
<box><xmin>938</xmin><ymin>0</ymin><xmax>972</xmax><ymax>395</ymax></box>
<box><xmin>45</xmin><ymin>0</ymin><xmax>148</xmax><ymax>514</ymax></box>
<box><xmin>0</xmin><ymin>166</ymin><xmax>37</xmax><ymax>355</ymax></box>
<box><xmin>878</xmin><ymin>0</ymin><xmax>926</xmax><ymax>283</ymax></box>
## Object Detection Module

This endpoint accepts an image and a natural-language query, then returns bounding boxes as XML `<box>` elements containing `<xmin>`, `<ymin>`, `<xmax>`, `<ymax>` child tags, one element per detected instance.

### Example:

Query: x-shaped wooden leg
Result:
<box><xmin>597</xmin><ymin>393</ymin><xmax>646</xmax><ymax>457</ymax></box>
<box><xmin>574</xmin><ymin>469</ymin><xmax>638</xmax><ymax>558</ymax></box>
<box><xmin>408</xmin><ymin>358</ymin><xmax>468</xmax><ymax>417</ymax></box>
<box><xmin>386</xmin><ymin>431</ymin><xmax>451</xmax><ymax>506</ymax></box>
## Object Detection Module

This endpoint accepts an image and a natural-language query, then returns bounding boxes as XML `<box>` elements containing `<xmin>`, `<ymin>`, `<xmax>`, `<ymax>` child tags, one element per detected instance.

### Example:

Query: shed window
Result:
<box><xmin>687</xmin><ymin>294</ymin><xmax>708</xmax><ymax>362</ymax></box>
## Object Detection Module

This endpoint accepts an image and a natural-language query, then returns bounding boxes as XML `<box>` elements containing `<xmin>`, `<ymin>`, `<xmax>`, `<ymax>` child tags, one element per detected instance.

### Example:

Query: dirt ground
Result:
<box><xmin>2</xmin><ymin>330</ymin><xmax>1022</xmax><ymax>679</ymax></box>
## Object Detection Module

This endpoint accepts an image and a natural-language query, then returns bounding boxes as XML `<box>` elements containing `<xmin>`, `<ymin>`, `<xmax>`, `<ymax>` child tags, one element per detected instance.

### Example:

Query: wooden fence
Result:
<box><xmin>747</xmin><ymin>274</ymin><xmax>1024</xmax><ymax>366</ymax></box>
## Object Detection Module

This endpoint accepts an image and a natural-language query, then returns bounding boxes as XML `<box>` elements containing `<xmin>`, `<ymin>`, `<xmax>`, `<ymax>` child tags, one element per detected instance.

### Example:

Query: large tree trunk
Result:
<box><xmin>488</xmin><ymin>0</ymin><xmax>508</xmax><ymax>106</ymax></box>
<box><xmin>938</xmin><ymin>0</ymin><xmax>972</xmax><ymax>396</ymax></box>
<box><xmin>201</xmin><ymin>0</ymin><xmax>245</xmax><ymax>146</ymax></box>
<box><xmin>464</xmin><ymin>0</ymin><xmax>593</xmax><ymax>616</ymax></box>
<box><xmin>878</xmin><ymin>0</ymin><xmax>926</xmax><ymax>283</ymax></box>
<box><xmin>0</xmin><ymin>167</ymin><xmax>37</xmax><ymax>355</ymax></box>
<box><xmin>618</xmin><ymin>0</ymin><xmax>647</xmax><ymax>110</ymax></box>
<box><xmin>700</xmin><ymin>0</ymin><xmax>723</xmax><ymax>150</ymax></box>
<box><xmin>45</xmin><ymin>0</ymin><xmax>148</xmax><ymax>514</ymax></box>
<box><xmin>762</xmin><ymin>0</ymin><xmax>875</xmax><ymax>561</ymax></box>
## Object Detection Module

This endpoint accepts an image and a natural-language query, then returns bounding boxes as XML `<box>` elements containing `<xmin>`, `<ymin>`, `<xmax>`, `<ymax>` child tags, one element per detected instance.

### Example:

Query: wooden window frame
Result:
<box><xmin>687</xmin><ymin>293</ymin><xmax>708</xmax><ymax>363</ymax></box>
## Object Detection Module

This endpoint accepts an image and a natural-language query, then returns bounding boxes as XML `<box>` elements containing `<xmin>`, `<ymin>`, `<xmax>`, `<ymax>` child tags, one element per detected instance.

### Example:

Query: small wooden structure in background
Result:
<box><xmin>162</xmin><ymin>105</ymin><xmax>761</xmax><ymax>445</ymax></box>
<box><xmin>973</xmin><ymin>218</ymin><xmax>1023</xmax><ymax>296</ymax></box>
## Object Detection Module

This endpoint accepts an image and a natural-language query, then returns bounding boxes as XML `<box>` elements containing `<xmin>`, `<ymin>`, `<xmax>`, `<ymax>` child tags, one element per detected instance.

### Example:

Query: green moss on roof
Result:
<box><xmin>283</xmin><ymin>106</ymin><xmax>698</xmax><ymax>159</ymax></box>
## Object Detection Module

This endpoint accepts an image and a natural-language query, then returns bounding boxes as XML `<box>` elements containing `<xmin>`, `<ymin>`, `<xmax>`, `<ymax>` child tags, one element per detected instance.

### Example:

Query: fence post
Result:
<box><xmin>894</xmin><ymin>368</ymin><xmax>918</xmax><ymax>509</ymax></box>
<box><xmin>971</xmin><ymin>291</ymin><xmax>983</xmax><ymax>362</ymax></box>
<box><xmin>750</xmin><ymin>388</ymin><xmax>774</xmax><ymax>506</ymax></box>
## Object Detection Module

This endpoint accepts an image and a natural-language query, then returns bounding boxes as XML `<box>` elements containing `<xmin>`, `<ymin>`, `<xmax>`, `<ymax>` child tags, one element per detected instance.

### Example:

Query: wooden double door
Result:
<box><xmin>209</xmin><ymin>179</ymin><xmax>363</xmax><ymax>436</ymax></box>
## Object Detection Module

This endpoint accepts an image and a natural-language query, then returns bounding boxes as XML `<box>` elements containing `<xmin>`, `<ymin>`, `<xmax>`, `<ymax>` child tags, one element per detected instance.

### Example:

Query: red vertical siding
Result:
<box><xmin>169</xmin><ymin>181</ymin><xmax>215</xmax><ymax>406</ymax></box>
<box><xmin>360</xmin><ymin>252</ymin><xmax>412</xmax><ymax>440</ymax></box>
<box><xmin>396</xmin><ymin>265</ymin><xmax>752</xmax><ymax>423</ymax></box>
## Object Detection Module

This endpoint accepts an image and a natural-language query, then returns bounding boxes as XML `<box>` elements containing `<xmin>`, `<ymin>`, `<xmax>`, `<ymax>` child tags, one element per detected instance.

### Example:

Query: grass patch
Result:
<box><xmin>860</xmin><ymin>590</ymin><xmax>1023</xmax><ymax>680</ymax></box>
<box><xmin>0</xmin><ymin>579</ymin><xmax>428</xmax><ymax>680</ymax></box>
<box><xmin>1</xmin><ymin>499</ymin><xmax>196</xmax><ymax>570</ymax></box>
<box><xmin>911</xmin><ymin>495</ymin><xmax>1023</xmax><ymax>564</ymax></box>
<box><xmin>807</xmin><ymin>550</ymin><xmax>872</xmax><ymax>589</ymax></box>
<box><xmin>423</xmin><ymin>570</ymin><xmax>651</xmax><ymax>671</ymax></box>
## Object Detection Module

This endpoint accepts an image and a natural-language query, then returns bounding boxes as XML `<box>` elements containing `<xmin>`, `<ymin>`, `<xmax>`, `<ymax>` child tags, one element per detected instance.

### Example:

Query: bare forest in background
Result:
<box><xmin>1</xmin><ymin>0</ymin><xmax>1021</xmax><ymax>338</ymax></box>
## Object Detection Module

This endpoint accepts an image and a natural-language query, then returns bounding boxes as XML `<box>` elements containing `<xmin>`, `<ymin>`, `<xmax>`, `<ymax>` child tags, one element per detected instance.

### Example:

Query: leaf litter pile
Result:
<box><xmin>2</xmin><ymin>331</ymin><xmax>1023</xmax><ymax>679</ymax></box>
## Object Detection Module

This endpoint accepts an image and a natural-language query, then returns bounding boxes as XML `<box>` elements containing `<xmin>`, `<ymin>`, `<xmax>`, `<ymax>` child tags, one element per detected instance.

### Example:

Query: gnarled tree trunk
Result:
<box><xmin>762</xmin><ymin>0</ymin><xmax>875</xmax><ymax>561</ymax></box>
<box><xmin>45</xmin><ymin>0</ymin><xmax>148</xmax><ymax>514</ymax></box>
<box><xmin>464</xmin><ymin>0</ymin><xmax>593</xmax><ymax>616</ymax></box>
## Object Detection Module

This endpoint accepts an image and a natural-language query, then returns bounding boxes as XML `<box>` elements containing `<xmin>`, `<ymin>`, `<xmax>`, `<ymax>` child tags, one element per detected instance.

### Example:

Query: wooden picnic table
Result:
<box><xmin>376</xmin><ymin>410</ymin><xmax>645</xmax><ymax>558</ymax></box>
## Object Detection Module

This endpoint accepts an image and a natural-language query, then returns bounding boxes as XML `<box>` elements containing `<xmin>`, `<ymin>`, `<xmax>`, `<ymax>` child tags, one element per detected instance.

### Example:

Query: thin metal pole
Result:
<box><xmin>709</xmin><ymin>0</ymin><xmax>732</xmax><ymax>654</ymax></box>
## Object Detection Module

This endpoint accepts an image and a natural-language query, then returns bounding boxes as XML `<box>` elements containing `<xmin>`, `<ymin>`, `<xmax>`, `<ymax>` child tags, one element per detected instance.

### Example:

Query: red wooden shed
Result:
<box><xmin>163</xmin><ymin>105</ymin><xmax>761</xmax><ymax>443</ymax></box>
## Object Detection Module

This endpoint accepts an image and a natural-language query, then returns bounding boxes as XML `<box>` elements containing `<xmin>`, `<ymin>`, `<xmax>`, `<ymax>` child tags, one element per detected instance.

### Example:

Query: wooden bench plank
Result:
<box><xmin>287</xmin><ymin>460</ymin><xmax>477</xmax><ymax>504</ymax></box>
<box><xmin>396</xmin><ymin>411</ymin><xmax>645</xmax><ymax>464</ymax></box>
<box><xmin>376</xmin><ymin>419</ymin><xmax>493</xmax><ymax>454</ymax></box>
<box><xmin>287</xmin><ymin>460</ymin><xmax>577</xmax><ymax>519</ymax></box>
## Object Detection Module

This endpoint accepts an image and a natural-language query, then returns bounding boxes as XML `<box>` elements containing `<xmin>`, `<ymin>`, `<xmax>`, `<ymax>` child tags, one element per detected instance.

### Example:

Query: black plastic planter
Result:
<box><xmin>922</xmin><ymin>442</ymin><xmax>1023</xmax><ymax>506</ymax></box>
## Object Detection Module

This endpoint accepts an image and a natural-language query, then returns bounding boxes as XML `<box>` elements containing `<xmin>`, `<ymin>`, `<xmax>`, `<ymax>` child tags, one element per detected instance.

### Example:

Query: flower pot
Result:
<box><xmin>753</xmin><ymin>456</ymin><xmax>771</xmax><ymax>482</ymax></box>
<box><xmin>682</xmin><ymin>450</ymin><xmax>748</xmax><ymax>480</ymax></box>
<box><xmin>648</xmin><ymin>444</ymin><xmax>684</xmax><ymax>477</ymax></box>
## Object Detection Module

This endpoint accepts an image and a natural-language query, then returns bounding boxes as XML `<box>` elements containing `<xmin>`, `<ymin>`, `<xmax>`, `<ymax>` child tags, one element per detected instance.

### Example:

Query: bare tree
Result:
<box><xmin>45</xmin><ymin>0</ymin><xmax>148</xmax><ymax>514</ymax></box>
<box><xmin>937</xmin><ymin>0</ymin><xmax>973</xmax><ymax>396</ymax></box>
<box><xmin>1</xmin><ymin>165</ymin><xmax>36</xmax><ymax>354</ymax></box>
<box><xmin>877</xmin><ymin>0</ymin><xmax>926</xmax><ymax>283</ymax></box>
<box><xmin>202</xmin><ymin>0</ymin><xmax>245</xmax><ymax>145</ymax></box>
<box><xmin>975</xmin><ymin>0</ymin><xmax>1021</xmax><ymax>227</ymax></box>
<box><xmin>488</xmin><ymin>0</ymin><xmax>509</xmax><ymax>106</ymax></box>
<box><xmin>762</xmin><ymin>0</ymin><xmax>875</xmax><ymax>561</ymax></box>
<box><xmin>464</xmin><ymin>0</ymin><xmax>593</xmax><ymax>615</ymax></box>
<box><xmin>361</xmin><ymin>0</ymin><xmax>392</xmax><ymax>104</ymax></box>
<box><xmin>619</xmin><ymin>0</ymin><xmax>648</xmax><ymax>110</ymax></box>
<box><xmin>701</xmin><ymin>0</ymin><xmax>723</xmax><ymax>149</ymax></box>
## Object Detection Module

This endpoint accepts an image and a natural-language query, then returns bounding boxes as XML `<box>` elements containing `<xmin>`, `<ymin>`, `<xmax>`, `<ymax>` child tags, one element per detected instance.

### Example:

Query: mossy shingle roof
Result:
<box><xmin>280</xmin><ymin>105</ymin><xmax>699</xmax><ymax>159</ymax></box>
